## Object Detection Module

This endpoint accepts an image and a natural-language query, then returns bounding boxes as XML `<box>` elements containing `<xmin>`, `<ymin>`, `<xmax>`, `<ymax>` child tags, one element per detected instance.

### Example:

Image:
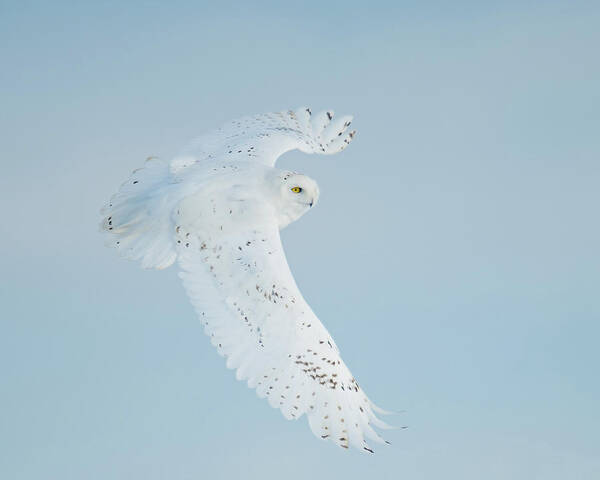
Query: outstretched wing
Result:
<box><xmin>171</xmin><ymin>107</ymin><xmax>356</xmax><ymax>173</ymax></box>
<box><xmin>173</xmin><ymin>192</ymin><xmax>391</xmax><ymax>453</ymax></box>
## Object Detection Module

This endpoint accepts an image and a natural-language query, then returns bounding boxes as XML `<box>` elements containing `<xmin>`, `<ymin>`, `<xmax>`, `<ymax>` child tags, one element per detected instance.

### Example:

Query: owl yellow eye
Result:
<box><xmin>291</xmin><ymin>186</ymin><xmax>302</xmax><ymax>193</ymax></box>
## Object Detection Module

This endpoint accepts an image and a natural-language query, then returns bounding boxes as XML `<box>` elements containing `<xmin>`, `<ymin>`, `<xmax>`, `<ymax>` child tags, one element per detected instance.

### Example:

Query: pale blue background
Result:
<box><xmin>1</xmin><ymin>1</ymin><xmax>599</xmax><ymax>479</ymax></box>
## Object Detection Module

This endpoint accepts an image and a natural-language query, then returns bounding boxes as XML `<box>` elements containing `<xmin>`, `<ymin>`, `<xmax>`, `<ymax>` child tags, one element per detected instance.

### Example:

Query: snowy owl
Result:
<box><xmin>101</xmin><ymin>107</ymin><xmax>392</xmax><ymax>452</ymax></box>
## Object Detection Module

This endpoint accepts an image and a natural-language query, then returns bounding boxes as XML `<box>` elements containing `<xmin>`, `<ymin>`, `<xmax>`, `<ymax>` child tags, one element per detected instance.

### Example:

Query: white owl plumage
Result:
<box><xmin>101</xmin><ymin>107</ymin><xmax>392</xmax><ymax>452</ymax></box>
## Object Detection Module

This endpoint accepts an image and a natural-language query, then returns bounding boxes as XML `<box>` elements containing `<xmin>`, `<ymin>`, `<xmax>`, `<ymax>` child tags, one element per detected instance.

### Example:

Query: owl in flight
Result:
<box><xmin>101</xmin><ymin>107</ymin><xmax>392</xmax><ymax>453</ymax></box>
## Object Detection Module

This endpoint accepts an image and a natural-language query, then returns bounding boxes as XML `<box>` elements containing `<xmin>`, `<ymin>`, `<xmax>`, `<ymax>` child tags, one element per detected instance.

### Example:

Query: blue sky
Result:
<box><xmin>1</xmin><ymin>1</ymin><xmax>599</xmax><ymax>479</ymax></box>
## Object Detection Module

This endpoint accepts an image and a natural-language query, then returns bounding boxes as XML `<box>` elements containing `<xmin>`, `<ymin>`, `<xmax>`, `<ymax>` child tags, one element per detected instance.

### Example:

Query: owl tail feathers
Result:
<box><xmin>100</xmin><ymin>157</ymin><xmax>178</xmax><ymax>270</ymax></box>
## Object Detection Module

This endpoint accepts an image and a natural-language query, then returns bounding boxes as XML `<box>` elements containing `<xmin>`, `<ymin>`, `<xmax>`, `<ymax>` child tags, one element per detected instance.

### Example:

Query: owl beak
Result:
<box><xmin>309</xmin><ymin>200</ymin><xmax>314</xmax><ymax>207</ymax></box>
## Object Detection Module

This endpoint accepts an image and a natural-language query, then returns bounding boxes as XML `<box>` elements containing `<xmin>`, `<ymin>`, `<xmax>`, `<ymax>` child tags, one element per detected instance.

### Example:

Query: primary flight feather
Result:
<box><xmin>101</xmin><ymin>107</ymin><xmax>392</xmax><ymax>452</ymax></box>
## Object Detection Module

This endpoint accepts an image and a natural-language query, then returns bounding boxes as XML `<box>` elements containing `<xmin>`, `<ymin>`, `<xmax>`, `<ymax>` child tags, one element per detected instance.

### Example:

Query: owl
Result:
<box><xmin>101</xmin><ymin>107</ymin><xmax>392</xmax><ymax>452</ymax></box>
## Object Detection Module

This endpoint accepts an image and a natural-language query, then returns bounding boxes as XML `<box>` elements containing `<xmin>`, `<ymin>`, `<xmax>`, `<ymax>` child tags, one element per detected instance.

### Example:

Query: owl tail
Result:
<box><xmin>100</xmin><ymin>157</ymin><xmax>178</xmax><ymax>270</ymax></box>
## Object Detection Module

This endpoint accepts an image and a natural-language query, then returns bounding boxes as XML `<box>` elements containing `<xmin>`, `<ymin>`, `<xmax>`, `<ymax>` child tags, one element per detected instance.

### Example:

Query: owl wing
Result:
<box><xmin>174</xmin><ymin>198</ymin><xmax>391</xmax><ymax>453</ymax></box>
<box><xmin>171</xmin><ymin>107</ymin><xmax>356</xmax><ymax>172</ymax></box>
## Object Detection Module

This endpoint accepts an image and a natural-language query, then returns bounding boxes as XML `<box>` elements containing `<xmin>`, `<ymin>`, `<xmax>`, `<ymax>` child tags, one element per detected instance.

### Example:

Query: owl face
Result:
<box><xmin>282</xmin><ymin>172</ymin><xmax>319</xmax><ymax>208</ymax></box>
<box><xmin>274</xmin><ymin>172</ymin><xmax>320</xmax><ymax>228</ymax></box>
